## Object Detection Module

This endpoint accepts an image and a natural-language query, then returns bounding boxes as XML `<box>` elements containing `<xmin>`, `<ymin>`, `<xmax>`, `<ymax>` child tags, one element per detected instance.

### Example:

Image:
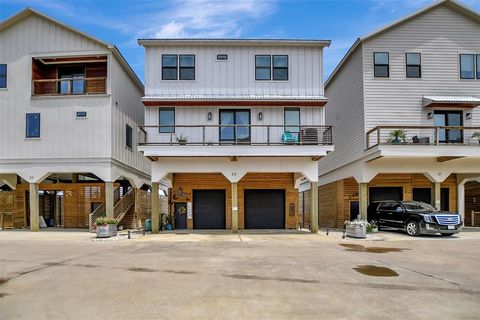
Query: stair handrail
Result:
<box><xmin>114</xmin><ymin>188</ymin><xmax>135</xmax><ymax>222</ymax></box>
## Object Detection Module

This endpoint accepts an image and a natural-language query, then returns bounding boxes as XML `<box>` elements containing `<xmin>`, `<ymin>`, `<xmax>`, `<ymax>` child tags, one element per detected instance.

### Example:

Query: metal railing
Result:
<box><xmin>138</xmin><ymin>125</ymin><xmax>333</xmax><ymax>146</ymax></box>
<box><xmin>366</xmin><ymin>126</ymin><xmax>480</xmax><ymax>149</ymax></box>
<box><xmin>32</xmin><ymin>77</ymin><xmax>107</xmax><ymax>96</ymax></box>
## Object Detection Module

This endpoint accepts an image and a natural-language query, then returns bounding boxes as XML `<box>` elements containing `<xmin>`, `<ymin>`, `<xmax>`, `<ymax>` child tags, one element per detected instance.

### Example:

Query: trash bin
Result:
<box><xmin>145</xmin><ymin>219</ymin><xmax>152</xmax><ymax>231</ymax></box>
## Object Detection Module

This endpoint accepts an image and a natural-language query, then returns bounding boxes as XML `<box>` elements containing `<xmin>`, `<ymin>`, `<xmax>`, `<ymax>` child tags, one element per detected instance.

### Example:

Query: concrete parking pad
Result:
<box><xmin>1</xmin><ymin>230</ymin><xmax>479</xmax><ymax>320</ymax></box>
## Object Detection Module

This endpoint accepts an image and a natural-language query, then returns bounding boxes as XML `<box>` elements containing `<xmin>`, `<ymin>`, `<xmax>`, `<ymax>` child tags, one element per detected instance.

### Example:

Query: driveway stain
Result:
<box><xmin>74</xmin><ymin>264</ymin><xmax>98</xmax><ymax>268</ymax></box>
<box><xmin>0</xmin><ymin>278</ymin><xmax>9</xmax><ymax>286</ymax></box>
<box><xmin>354</xmin><ymin>265</ymin><xmax>399</xmax><ymax>277</ymax></box>
<box><xmin>127</xmin><ymin>267</ymin><xmax>157</xmax><ymax>273</ymax></box>
<box><xmin>224</xmin><ymin>274</ymin><xmax>318</xmax><ymax>283</ymax></box>
<box><xmin>164</xmin><ymin>270</ymin><xmax>197</xmax><ymax>275</ymax></box>
<box><xmin>43</xmin><ymin>262</ymin><xmax>64</xmax><ymax>267</ymax></box>
<box><xmin>340</xmin><ymin>244</ymin><xmax>408</xmax><ymax>253</ymax></box>
<box><xmin>0</xmin><ymin>293</ymin><xmax>9</xmax><ymax>298</ymax></box>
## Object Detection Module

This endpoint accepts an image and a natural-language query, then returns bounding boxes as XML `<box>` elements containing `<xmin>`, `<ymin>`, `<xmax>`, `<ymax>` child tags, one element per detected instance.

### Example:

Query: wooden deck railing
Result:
<box><xmin>366</xmin><ymin>126</ymin><xmax>480</xmax><ymax>149</ymax></box>
<box><xmin>138</xmin><ymin>125</ymin><xmax>333</xmax><ymax>146</ymax></box>
<box><xmin>32</xmin><ymin>77</ymin><xmax>107</xmax><ymax>96</ymax></box>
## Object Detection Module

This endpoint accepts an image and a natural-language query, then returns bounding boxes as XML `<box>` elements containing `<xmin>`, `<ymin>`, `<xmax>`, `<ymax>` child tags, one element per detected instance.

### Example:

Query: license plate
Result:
<box><xmin>447</xmin><ymin>225</ymin><xmax>455</xmax><ymax>230</ymax></box>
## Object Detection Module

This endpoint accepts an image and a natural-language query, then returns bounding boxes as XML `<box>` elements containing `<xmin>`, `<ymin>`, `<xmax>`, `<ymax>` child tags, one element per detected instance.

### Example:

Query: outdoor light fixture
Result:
<box><xmin>207</xmin><ymin>112</ymin><xmax>212</xmax><ymax>121</ymax></box>
<box><xmin>466</xmin><ymin>113</ymin><xmax>472</xmax><ymax>120</ymax></box>
<box><xmin>427</xmin><ymin>112</ymin><xmax>433</xmax><ymax>120</ymax></box>
<box><xmin>258</xmin><ymin>112</ymin><xmax>263</xmax><ymax>121</ymax></box>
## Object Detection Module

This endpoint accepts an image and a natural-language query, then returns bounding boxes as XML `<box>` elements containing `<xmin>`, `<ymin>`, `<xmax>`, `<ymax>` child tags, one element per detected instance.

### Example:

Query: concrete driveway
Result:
<box><xmin>1</xmin><ymin>230</ymin><xmax>479</xmax><ymax>320</ymax></box>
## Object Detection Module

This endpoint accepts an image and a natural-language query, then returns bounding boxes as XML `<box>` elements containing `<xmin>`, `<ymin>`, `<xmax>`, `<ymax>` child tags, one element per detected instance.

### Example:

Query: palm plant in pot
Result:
<box><xmin>388</xmin><ymin>129</ymin><xmax>407</xmax><ymax>144</ymax></box>
<box><xmin>95</xmin><ymin>217</ymin><xmax>119</xmax><ymax>238</ymax></box>
<box><xmin>175</xmin><ymin>134</ymin><xmax>188</xmax><ymax>145</ymax></box>
<box><xmin>472</xmin><ymin>132</ymin><xmax>480</xmax><ymax>144</ymax></box>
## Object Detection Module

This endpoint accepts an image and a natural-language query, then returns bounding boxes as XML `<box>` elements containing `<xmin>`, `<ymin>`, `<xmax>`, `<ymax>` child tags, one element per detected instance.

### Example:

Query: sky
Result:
<box><xmin>1</xmin><ymin>0</ymin><xmax>480</xmax><ymax>82</ymax></box>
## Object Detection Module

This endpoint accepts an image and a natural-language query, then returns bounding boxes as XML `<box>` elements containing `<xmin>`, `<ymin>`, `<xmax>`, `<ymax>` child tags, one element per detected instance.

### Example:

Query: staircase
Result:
<box><xmin>89</xmin><ymin>188</ymin><xmax>136</xmax><ymax>232</ymax></box>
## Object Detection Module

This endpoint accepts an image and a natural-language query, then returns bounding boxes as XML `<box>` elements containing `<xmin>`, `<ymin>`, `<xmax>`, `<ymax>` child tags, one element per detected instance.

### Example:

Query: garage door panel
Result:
<box><xmin>193</xmin><ymin>190</ymin><xmax>226</xmax><ymax>229</ymax></box>
<box><xmin>245</xmin><ymin>190</ymin><xmax>285</xmax><ymax>229</ymax></box>
<box><xmin>369</xmin><ymin>187</ymin><xmax>403</xmax><ymax>204</ymax></box>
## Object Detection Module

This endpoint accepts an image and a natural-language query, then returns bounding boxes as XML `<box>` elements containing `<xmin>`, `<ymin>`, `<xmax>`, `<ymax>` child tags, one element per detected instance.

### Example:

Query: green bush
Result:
<box><xmin>95</xmin><ymin>217</ymin><xmax>119</xmax><ymax>225</ymax></box>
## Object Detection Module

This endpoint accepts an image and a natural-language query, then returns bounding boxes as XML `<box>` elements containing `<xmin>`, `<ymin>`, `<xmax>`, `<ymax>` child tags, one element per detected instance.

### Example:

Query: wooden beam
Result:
<box><xmin>437</xmin><ymin>156</ymin><xmax>464</xmax><ymax>163</ymax></box>
<box><xmin>147</xmin><ymin>156</ymin><xmax>158</xmax><ymax>162</ymax></box>
<box><xmin>311</xmin><ymin>156</ymin><xmax>321</xmax><ymax>161</ymax></box>
<box><xmin>230</xmin><ymin>156</ymin><xmax>238</xmax><ymax>162</ymax></box>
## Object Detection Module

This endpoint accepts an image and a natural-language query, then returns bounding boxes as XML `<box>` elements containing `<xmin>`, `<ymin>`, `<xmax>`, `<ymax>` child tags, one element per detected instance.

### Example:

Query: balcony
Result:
<box><xmin>138</xmin><ymin>125</ymin><xmax>334</xmax><ymax>158</ymax></box>
<box><xmin>31</xmin><ymin>55</ymin><xmax>107</xmax><ymax>96</ymax></box>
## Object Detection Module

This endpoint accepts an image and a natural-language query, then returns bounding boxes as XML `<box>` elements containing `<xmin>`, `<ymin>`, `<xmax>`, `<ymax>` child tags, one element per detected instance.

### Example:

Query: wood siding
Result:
<box><xmin>145</xmin><ymin>45</ymin><xmax>324</xmax><ymax>97</ymax></box>
<box><xmin>171</xmin><ymin>172</ymin><xmax>297</xmax><ymax>229</ymax></box>
<box><xmin>465</xmin><ymin>181</ymin><xmax>480</xmax><ymax>226</ymax></box>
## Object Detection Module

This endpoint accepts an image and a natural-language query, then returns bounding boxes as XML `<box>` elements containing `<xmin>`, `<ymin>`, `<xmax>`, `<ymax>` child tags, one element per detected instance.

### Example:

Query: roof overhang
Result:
<box><xmin>138</xmin><ymin>38</ymin><xmax>331</xmax><ymax>47</ymax></box>
<box><xmin>142</xmin><ymin>95</ymin><xmax>328</xmax><ymax>107</ymax></box>
<box><xmin>422</xmin><ymin>96</ymin><xmax>480</xmax><ymax>108</ymax></box>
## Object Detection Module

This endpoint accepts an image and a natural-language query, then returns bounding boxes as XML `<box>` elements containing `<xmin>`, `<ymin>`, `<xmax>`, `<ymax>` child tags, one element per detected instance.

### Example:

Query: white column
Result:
<box><xmin>231</xmin><ymin>182</ymin><xmax>238</xmax><ymax>233</ymax></box>
<box><xmin>359</xmin><ymin>183</ymin><xmax>368</xmax><ymax>220</ymax></box>
<box><xmin>432</xmin><ymin>182</ymin><xmax>441</xmax><ymax>210</ymax></box>
<box><xmin>29</xmin><ymin>183</ymin><xmax>39</xmax><ymax>232</ymax></box>
<box><xmin>457</xmin><ymin>182</ymin><xmax>465</xmax><ymax>225</ymax></box>
<box><xmin>151</xmin><ymin>182</ymin><xmax>159</xmax><ymax>234</ymax></box>
<box><xmin>310</xmin><ymin>182</ymin><xmax>318</xmax><ymax>233</ymax></box>
<box><xmin>105</xmin><ymin>182</ymin><xmax>114</xmax><ymax>218</ymax></box>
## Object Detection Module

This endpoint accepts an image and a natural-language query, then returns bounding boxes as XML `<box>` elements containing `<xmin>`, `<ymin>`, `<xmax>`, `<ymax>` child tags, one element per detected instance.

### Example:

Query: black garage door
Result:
<box><xmin>245</xmin><ymin>190</ymin><xmax>285</xmax><ymax>229</ymax></box>
<box><xmin>193</xmin><ymin>190</ymin><xmax>226</xmax><ymax>229</ymax></box>
<box><xmin>369</xmin><ymin>187</ymin><xmax>403</xmax><ymax>203</ymax></box>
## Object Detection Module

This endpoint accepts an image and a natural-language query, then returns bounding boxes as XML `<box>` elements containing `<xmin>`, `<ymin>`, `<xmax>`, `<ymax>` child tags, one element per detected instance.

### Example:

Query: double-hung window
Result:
<box><xmin>58</xmin><ymin>66</ymin><xmax>85</xmax><ymax>94</ymax></box>
<box><xmin>460</xmin><ymin>54</ymin><xmax>475</xmax><ymax>79</ymax></box>
<box><xmin>0</xmin><ymin>64</ymin><xmax>6</xmax><ymax>88</ymax></box>
<box><xmin>255</xmin><ymin>55</ymin><xmax>289</xmax><ymax>81</ymax></box>
<box><xmin>162</xmin><ymin>54</ymin><xmax>195</xmax><ymax>80</ymax></box>
<box><xmin>26</xmin><ymin>113</ymin><xmax>40</xmax><ymax>138</ymax></box>
<box><xmin>284</xmin><ymin>108</ymin><xmax>300</xmax><ymax>133</ymax></box>
<box><xmin>159</xmin><ymin>108</ymin><xmax>175</xmax><ymax>133</ymax></box>
<box><xmin>406</xmin><ymin>53</ymin><xmax>421</xmax><ymax>78</ymax></box>
<box><xmin>373</xmin><ymin>52</ymin><xmax>389</xmax><ymax>78</ymax></box>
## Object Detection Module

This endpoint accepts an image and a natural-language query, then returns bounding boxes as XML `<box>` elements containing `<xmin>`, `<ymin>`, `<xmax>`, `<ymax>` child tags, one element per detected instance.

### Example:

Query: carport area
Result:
<box><xmin>1</xmin><ymin>230</ymin><xmax>480</xmax><ymax>319</ymax></box>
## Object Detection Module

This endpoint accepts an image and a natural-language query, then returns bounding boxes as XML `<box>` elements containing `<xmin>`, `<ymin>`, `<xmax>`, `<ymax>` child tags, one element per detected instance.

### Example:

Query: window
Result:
<box><xmin>284</xmin><ymin>108</ymin><xmax>300</xmax><ymax>133</ymax></box>
<box><xmin>220</xmin><ymin>109</ymin><xmax>251</xmax><ymax>143</ymax></box>
<box><xmin>162</xmin><ymin>54</ymin><xmax>195</xmax><ymax>80</ymax></box>
<box><xmin>126</xmin><ymin>124</ymin><xmax>133</xmax><ymax>149</ymax></box>
<box><xmin>477</xmin><ymin>55</ymin><xmax>480</xmax><ymax>79</ymax></box>
<box><xmin>373</xmin><ymin>52</ymin><xmax>389</xmax><ymax>77</ymax></box>
<box><xmin>255</xmin><ymin>55</ymin><xmax>271</xmax><ymax>80</ymax></box>
<box><xmin>0</xmin><ymin>64</ymin><xmax>6</xmax><ymax>88</ymax></box>
<box><xmin>162</xmin><ymin>55</ymin><xmax>178</xmax><ymax>80</ymax></box>
<box><xmin>255</xmin><ymin>55</ymin><xmax>289</xmax><ymax>81</ymax></box>
<box><xmin>406</xmin><ymin>53</ymin><xmax>421</xmax><ymax>78</ymax></box>
<box><xmin>216</xmin><ymin>54</ymin><xmax>228</xmax><ymax>61</ymax></box>
<box><xmin>26</xmin><ymin>113</ymin><xmax>40</xmax><ymax>138</ymax></box>
<box><xmin>76</xmin><ymin>111</ymin><xmax>87</xmax><ymax>118</ymax></box>
<box><xmin>159</xmin><ymin>108</ymin><xmax>175</xmax><ymax>133</ymax></box>
<box><xmin>460</xmin><ymin>54</ymin><xmax>475</xmax><ymax>79</ymax></box>
<box><xmin>58</xmin><ymin>66</ymin><xmax>85</xmax><ymax>94</ymax></box>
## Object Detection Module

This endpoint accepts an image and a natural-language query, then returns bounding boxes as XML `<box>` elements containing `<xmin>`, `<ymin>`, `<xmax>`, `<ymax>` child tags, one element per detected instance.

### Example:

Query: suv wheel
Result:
<box><xmin>406</xmin><ymin>221</ymin><xmax>420</xmax><ymax>237</ymax></box>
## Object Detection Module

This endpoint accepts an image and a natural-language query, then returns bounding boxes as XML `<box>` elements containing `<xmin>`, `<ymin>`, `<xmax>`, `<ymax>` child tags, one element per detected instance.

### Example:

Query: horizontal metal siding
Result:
<box><xmin>363</xmin><ymin>5</ymin><xmax>480</xmax><ymax>130</ymax></box>
<box><xmin>144</xmin><ymin>45</ymin><xmax>324</xmax><ymax>97</ymax></box>
<box><xmin>320</xmin><ymin>46</ymin><xmax>365</xmax><ymax>176</ymax></box>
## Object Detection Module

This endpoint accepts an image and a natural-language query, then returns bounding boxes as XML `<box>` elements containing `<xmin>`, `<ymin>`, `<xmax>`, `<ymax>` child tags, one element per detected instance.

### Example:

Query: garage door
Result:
<box><xmin>245</xmin><ymin>190</ymin><xmax>285</xmax><ymax>229</ymax></box>
<box><xmin>193</xmin><ymin>190</ymin><xmax>226</xmax><ymax>229</ymax></box>
<box><xmin>369</xmin><ymin>187</ymin><xmax>403</xmax><ymax>203</ymax></box>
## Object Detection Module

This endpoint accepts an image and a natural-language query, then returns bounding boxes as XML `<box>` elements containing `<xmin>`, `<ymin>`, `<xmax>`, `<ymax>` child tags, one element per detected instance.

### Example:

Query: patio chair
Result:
<box><xmin>282</xmin><ymin>131</ymin><xmax>299</xmax><ymax>144</ymax></box>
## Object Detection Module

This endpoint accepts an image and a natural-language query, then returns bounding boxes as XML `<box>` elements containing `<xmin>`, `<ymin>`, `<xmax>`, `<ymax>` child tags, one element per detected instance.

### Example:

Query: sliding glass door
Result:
<box><xmin>219</xmin><ymin>110</ymin><xmax>251</xmax><ymax>143</ymax></box>
<box><xmin>434</xmin><ymin>111</ymin><xmax>463</xmax><ymax>143</ymax></box>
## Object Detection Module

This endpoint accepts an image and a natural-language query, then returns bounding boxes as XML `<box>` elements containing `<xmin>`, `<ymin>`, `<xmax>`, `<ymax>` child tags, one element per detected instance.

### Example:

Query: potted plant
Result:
<box><xmin>175</xmin><ymin>134</ymin><xmax>188</xmax><ymax>145</ymax></box>
<box><xmin>344</xmin><ymin>219</ymin><xmax>369</xmax><ymax>238</ymax></box>
<box><xmin>95</xmin><ymin>217</ymin><xmax>119</xmax><ymax>238</ymax></box>
<box><xmin>388</xmin><ymin>129</ymin><xmax>407</xmax><ymax>144</ymax></box>
<box><xmin>471</xmin><ymin>132</ymin><xmax>480</xmax><ymax>144</ymax></box>
<box><xmin>367</xmin><ymin>220</ymin><xmax>378</xmax><ymax>233</ymax></box>
<box><xmin>165</xmin><ymin>214</ymin><xmax>174</xmax><ymax>230</ymax></box>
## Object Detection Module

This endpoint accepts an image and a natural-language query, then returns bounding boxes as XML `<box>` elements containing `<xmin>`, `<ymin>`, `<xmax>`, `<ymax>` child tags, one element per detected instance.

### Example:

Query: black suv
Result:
<box><xmin>368</xmin><ymin>201</ymin><xmax>462</xmax><ymax>236</ymax></box>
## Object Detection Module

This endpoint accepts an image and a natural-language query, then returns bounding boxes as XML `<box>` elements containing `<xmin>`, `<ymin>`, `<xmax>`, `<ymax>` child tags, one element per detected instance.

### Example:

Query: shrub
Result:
<box><xmin>95</xmin><ymin>217</ymin><xmax>119</xmax><ymax>225</ymax></box>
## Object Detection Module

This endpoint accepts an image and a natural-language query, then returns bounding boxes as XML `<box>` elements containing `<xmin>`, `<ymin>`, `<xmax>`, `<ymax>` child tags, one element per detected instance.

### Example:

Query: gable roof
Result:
<box><xmin>0</xmin><ymin>8</ymin><xmax>144</xmax><ymax>91</ymax></box>
<box><xmin>325</xmin><ymin>0</ymin><xmax>480</xmax><ymax>88</ymax></box>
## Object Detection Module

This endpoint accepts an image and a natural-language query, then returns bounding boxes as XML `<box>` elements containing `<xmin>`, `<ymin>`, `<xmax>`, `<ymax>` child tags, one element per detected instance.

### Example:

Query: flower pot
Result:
<box><xmin>368</xmin><ymin>227</ymin><xmax>378</xmax><ymax>233</ymax></box>
<box><xmin>178</xmin><ymin>140</ymin><xmax>187</xmax><ymax>145</ymax></box>
<box><xmin>345</xmin><ymin>225</ymin><xmax>367</xmax><ymax>238</ymax></box>
<box><xmin>96</xmin><ymin>224</ymin><xmax>117</xmax><ymax>238</ymax></box>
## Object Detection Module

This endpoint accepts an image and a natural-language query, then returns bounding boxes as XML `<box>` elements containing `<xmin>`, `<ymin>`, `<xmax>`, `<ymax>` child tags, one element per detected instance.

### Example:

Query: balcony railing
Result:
<box><xmin>32</xmin><ymin>77</ymin><xmax>107</xmax><ymax>96</ymax></box>
<box><xmin>138</xmin><ymin>125</ymin><xmax>333</xmax><ymax>146</ymax></box>
<box><xmin>367</xmin><ymin>126</ymin><xmax>480</xmax><ymax>149</ymax></box>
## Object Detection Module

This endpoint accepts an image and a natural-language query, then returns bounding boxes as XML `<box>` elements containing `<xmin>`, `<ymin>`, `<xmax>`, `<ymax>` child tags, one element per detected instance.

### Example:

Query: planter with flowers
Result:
<box><xmin>344</xmin><ymin>219</ymin><xmax>369</xmax><ymax>238</ymax></box>
<box><xmin>95</xmin><ymin>217</ymin><xmax>119</xmax><ymax>238</ymax></box>
<box><xmin>367</xmin><ymin>220</ymin><xmax>378</xmax><ymax>233</ymax></box>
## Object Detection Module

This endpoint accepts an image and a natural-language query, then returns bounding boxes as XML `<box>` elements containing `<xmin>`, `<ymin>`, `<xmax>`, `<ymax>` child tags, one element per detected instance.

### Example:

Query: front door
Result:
<box><xmin>441</xmin><ymin>188</ymin><xmax>450</xmax><ymax>212</ymax></box>
<box><xmin>434</xmin><ymin>111</ymin><xmax>463</xmax><ymax>143</ymax></box>
<box><xmin>219</xmin><ymin>110</ymin><xmax>251</xmax><ymax>144</ymax></box>
<box><xmin>174</xmin><ymin>202</ymin><xmax>188</xmax><ymax>229</ymax></box>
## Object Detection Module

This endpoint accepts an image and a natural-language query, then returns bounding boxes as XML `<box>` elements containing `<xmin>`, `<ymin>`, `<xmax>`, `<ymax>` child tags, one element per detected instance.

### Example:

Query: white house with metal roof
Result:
<box><xmin>312</xmin><ymin>0</ymin><xmax>480</xmax><ymax>228</ymax></box>
<box><xmin>0</xmin><ymin>8</ymin><xmax>150</xmax><ymax>231</ymax></box>
<box><xmin>137</xmin><ymin>38</ymin><xmax>333</xmax><ymax>233</ymax></box>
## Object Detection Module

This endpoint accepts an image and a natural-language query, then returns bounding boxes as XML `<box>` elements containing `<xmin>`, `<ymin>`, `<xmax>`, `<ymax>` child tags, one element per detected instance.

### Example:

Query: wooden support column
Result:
<box><xmin>359</xmin><ymin>183</ymin><xmax>368</xmax><ymax>220</ymax></box>
<box><xmin>29</xmin><ymin>183</ymin><xmax>39</xmax><ymax>232</ymax></box>
<box><xmin>151</xmin><ymin>182</ymin><xmax>160</xmax><ymax>234</ymax></box>
<box><xmin>231</xmin><ymin>182</ymin><xmax>238</xmax><ymax>233</ymax></box>
<box><xmin>105</xmin><ymin>182</ymin><xmax>114</xmax><ymax>218</ymax></box>
<box><xmin>432</xmin><ymin>182</ymin><xmax>441</xmax><ymax>210</ymax></box>
<box><xmin>457</xmin><ymin>182</ymin><xmax>465</xmax><ymax>224</ymax></box>
<box><xmin>310</xmin><ymin>181</ymin><xmax>318</xmax><ymax>233</ymax></box>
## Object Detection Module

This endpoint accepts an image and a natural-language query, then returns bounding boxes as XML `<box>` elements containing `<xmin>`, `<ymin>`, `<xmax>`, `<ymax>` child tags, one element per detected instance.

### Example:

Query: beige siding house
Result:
<box><xmin>0</xmin><ymin>9</ymin><xmax>150</xmax><ymax>231</ymax></box>
<box><xmin>316</xmin><ymin>0</ymin><xmax>480</xmax><ymax>227</ymax></box>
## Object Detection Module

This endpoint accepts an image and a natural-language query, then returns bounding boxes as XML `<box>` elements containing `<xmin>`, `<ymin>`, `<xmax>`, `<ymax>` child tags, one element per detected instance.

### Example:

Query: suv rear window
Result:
<box><xmin>378</xmin><ymin>203</ymin><xmax>396</xmax><ymax>210</ymax></box>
